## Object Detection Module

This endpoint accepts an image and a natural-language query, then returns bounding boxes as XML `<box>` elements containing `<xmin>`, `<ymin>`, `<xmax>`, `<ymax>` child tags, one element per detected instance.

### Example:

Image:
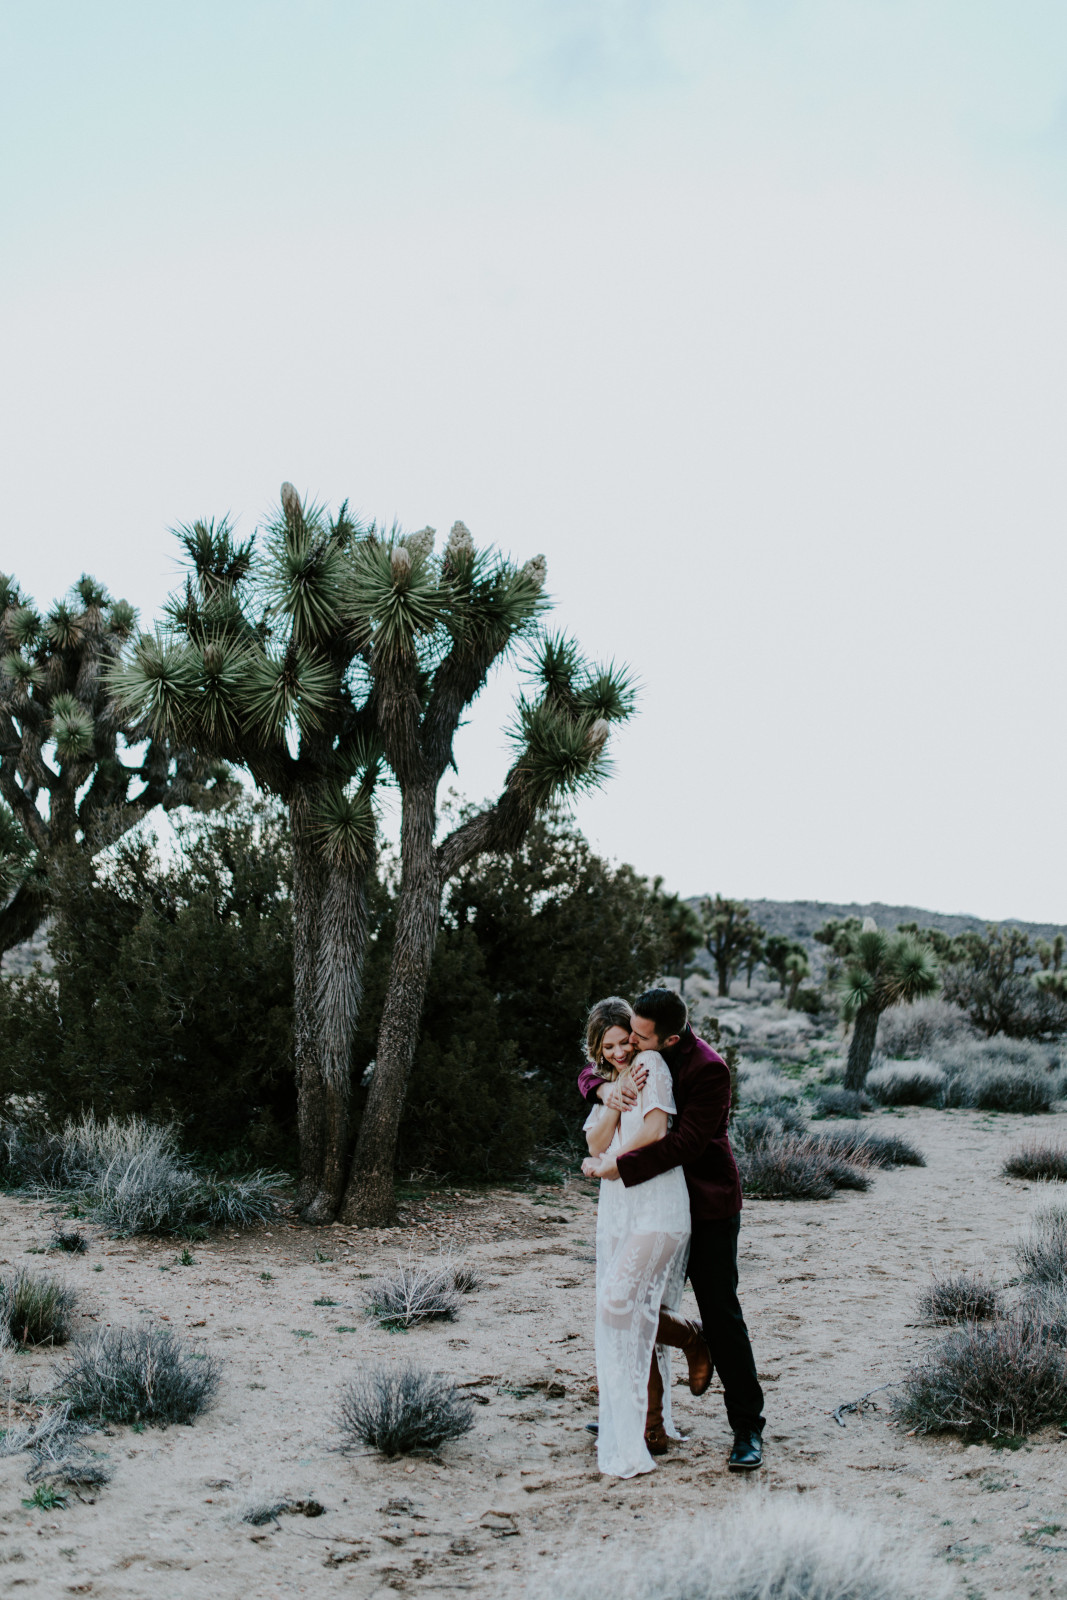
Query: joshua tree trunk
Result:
<box><xmin>341</xmin><ymin>785</ymin><xmax>439</xmax><ymax>1226</ymax></box>
<box><xmin>308</xmin><ymin>858</ymin><xmax>370</xmax><ymax>1222</ymax></box>
<box><xmin>715</xmin><ymin>959</ymin><xmax>730</xmax><ymax>998</ymax></box>
<box><xmin>291</xmin><ymin>813</ymin><xmax>330</xmax><ymax>1215</ymax></box>
<box><xmin>844</xmin><ymin>1001</ymin><xmax>881</xmax><ymax>1091</ymax></box>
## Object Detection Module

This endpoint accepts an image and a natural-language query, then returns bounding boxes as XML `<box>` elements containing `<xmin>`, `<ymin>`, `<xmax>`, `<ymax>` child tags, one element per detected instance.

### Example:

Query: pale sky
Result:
<box><xmin>5</xmin><ymin>2</ymin><xmax>1067</xmax><ymax>922</ymax></box>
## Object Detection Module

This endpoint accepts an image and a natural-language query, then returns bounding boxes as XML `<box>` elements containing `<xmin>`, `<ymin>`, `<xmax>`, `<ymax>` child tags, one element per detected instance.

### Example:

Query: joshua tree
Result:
<box><xmin>112</xmin><ymin>488</ymin><xmax>387</xmax><ymax>1222</ymax></box>
<box><xmin>824</xmin><ymin>919</ymin><xmax>939</xmax><ymax>1090</ymax></box>
<box><xmin>340</xmin><ymin>530</ymin><xmax>634</xmax><ymax>1226</ymax></box>
<box><xmin>699</xmin><ymin>895</ymin><xmax>764</xmax><ymax>998</ymax></box>
<box><xmin>0</xmin><ymin>573</ymin><xmax>231</xmax><ymax>957</ymax></box>
<box><xmin>1035</xmin><ymin>934</ymin><xmax>1065</xmax><ymax>973</ymax></box>
<box><xmin>655</xmin><ymin>886</ymin><xmax>703</xmax><ymax>995</ymax></box>
<box><xmin>784</xmin><ymin>948</ymin><xmax>811</xmax><ymax>1009</ymax></box>
<box><xmin>763</xmin><ymin>933</ymin><xmax>809</xmax><ymax>997</ymax></box>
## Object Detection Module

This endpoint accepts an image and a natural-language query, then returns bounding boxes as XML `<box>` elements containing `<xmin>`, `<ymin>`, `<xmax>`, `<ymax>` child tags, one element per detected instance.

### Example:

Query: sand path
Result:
<box><xmin>2</xmin><ymin>1105</ymin><xmax>1066</xmax><ymax>1599</ymax></box>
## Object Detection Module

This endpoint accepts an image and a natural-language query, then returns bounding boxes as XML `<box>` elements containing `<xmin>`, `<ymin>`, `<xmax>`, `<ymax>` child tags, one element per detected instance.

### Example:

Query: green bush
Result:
<box><xmin>0</xmin><ymin>799</ymin><xmax>295</xmax><ymax>1163</ymax></box>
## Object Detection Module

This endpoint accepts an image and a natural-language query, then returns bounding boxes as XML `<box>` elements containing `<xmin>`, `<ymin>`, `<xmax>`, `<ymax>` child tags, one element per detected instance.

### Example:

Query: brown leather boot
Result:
<box><xmin>656</xmin><ymin>1310</ymin><xmax>714</xmax><ymax>1396</ymax></box>
<box><xmin>645</xmin><ymin>1353</ymin><xmax>669</xmax><ymax>1455</ymax></box>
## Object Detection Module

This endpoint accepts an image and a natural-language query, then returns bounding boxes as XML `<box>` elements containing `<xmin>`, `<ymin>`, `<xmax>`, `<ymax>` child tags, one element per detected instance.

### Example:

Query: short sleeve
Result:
<box><xmin>637</xmin><ymin>1051</ymin><xmax>676</xmax><ymax>1119</ymax></box>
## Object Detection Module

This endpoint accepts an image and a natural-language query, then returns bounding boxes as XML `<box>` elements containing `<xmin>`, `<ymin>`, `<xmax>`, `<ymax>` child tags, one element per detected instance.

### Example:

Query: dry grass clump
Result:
<box><xmin>809</xmin><ymin>1086</ymin><xmax>870</xmax><ymax>1119</ymax></box>
<box><xmin>895</xmin><ymin>1314</ymin><xmax>1067</xmax><ymax>1438</ymax></box>
<box><xmin>364</xmin><ymin>1265</ymin><xmax>461</xmax><ymax>1329</ymax></box>
<box><xmin>1004</xmin><ymin>1143</ymin><xmax>1067</xmax><ymax>1182</ymax></box>
<box><xmin>523</xmin><ymin>1496</ymin><xmax>948</xmax><ymax>1600</ymax></box>
<box><xmin>917</xmin><ymin>1270</ymin><xmax>1000</xmax><ymax>1324</ymax></box>
<box><xmin>876</xmin><ymin>998</ymin><xmax>976</xmax><ymax>1059</ymax></box>
<box><xmin>1016</xmin><ymin>1204</ymin><xmax>1067</xmax><ymax>1286</ymax></box>
<box><xmin>443</xmin><ymin>1258</ymin><xmax>482</xmax><ymax>1295</ymax></box>
<box><xmin>813</xmin><ymin>1125</ymin><xmax>926</xmax><ymax>1169</ymax></box>
<box><xmin>0</xmin><ymin>1270</ymin><xmax>78</xmax><ymax>1348</ymax></box>
<box><xmin>338</xmin><ymin>1365</ymin><xmax>474</xmax><ymax>1456</ymax></box>
<box><xmin>735</xmin><ymin>1064</ymin><xmax>802</xmax><ymax>1111</ymax></box>
<box><xmin>865</xmin><ymin>1059</ymin><xmax>946</xmax><ymax>1107</ymax></box>
<box><xmin>0</xmin><ymin>1113</ymin><xmax>283</xmax><ymax>1237</ymax></box>
<box><xmin>49</xmin><ymin>1228</ymin><xmax>87</xmax><ymax>1254</ymax></box>
<box><xmin>56</xmin><ymin>1325</ymin><xmax>220</xmax><ymax>1426</ymax></box>
<box><xmin>0</xmin><ymin>1401</ymin><xmax>112</xmax><ymax>1493</ymax></box>
<box><xmin>940</xmin><ymin>1041</ymin><xmax>1061</xmax><ymax>1114</ymax></box>
<box><xmin>734</xmin><ymin>1133</ymin><xmax>869</xmax><ymax>1201</ymax></box>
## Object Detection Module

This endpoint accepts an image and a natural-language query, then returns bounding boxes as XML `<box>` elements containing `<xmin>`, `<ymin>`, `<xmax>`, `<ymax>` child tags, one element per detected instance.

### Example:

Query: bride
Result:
<box><xmin>580</xmin><ymin>996</ymin><xmax>703</xmax><ymax>1478</ymax></box>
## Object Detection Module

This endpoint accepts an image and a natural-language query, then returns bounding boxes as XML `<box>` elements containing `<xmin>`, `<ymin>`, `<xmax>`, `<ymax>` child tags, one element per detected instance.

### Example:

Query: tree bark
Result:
<box><xmin>844</xmin><ymin>1002</ymin><xmax>881</xmax><ymax>1090</ymax></box>
<box><xmin>304</xmin><ymin>858</ymin><xmax>369</xmax><ymax>1222</ymax></box>
<box><xmin>291</xmin><ymin>804</ymin><xmax>329</xmax><ymax>1215</ymax></box>
<box><xmin>715</xmin><ymin>957</ymin><xmax>730</xmax><ymax>998</ymax></box>
<box><xmin>340</xmin><ymin>784</ymin><xmax>439</xmax><ymax>1226</ymax></box>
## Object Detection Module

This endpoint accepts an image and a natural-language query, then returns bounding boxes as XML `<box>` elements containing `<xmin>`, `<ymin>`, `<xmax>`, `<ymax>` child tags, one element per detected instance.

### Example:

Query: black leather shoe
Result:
<box><xmin>585</xmin><ymin>1422</ymin><xmax>599</xmax><ymax>1435</ymax></box>
<box><xmin>728</xmin><ymin>1430</ymin><xmax>763</xmax><ymax>1471</ymax></box>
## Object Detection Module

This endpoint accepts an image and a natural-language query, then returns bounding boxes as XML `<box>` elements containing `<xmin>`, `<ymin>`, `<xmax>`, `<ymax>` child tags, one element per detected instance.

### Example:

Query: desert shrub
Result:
<box><xmin>917</xmin><ymin>1270</ymin><xmax>1000</xmax><ymax>1323</ymax></box>
<box><xmin>731</xmin><ymin>1107</ymin><xmax>808</xmax><ymax>1148</ymax></box>
<box><xmin>57</xmin><ymin>1325</ymin><xmax>220</xmax><ymax>1425</ymax></box>
<box><xmin>876</xmin><ymin>998</ymin><xmax>976</xmax><ymax>1059</ymax></box>
<box><xmin>240</xmin><ymin>1493</ymin><xmax>325</xmax><ymax>1525</ymax></box>
<box><xmin>809</xmin><ymin>1085</ymin><xmax>870</xmax><ymax>1119</ymax></box>
<box><xmin>0</xmin><ymin>800</ymin><xmax>296</xmax><ymax>1162</ymax></box>
<box><xmin>0</xmin><ymin>1120</ymin><xmax>68</xmax><ymax>1189</ymax></box>
<box><xmin>735</xmin><ymin>1135</ymin><xmax>868</xmax><ymax>1201</ymax></box>
<box><xmin>941</xmin><ymin>925</ymin><xmax>1067</xmax><ymax>1040</ymax></box>
<box><xmin>338</xmin><ymin>1364</ymin><xmax>474</xmax><ymax>1456</ymax></box>
<box><xmin>865</xmin><ymin>1058</ymin><xmax>946</xmax><ymax>1107</ymax></box>
<box><xmin>364</xmin><ymin>1265</ymin><xmax>460</xmax><ymax>1329</ymax></box>
<box><xmin>0</xmin><ymin>1112</ymin><xmax>283</xmax><ymax>1237</ymax></box>
<box><xmin>1018</xmin><ymin>1283</ymin><xmax>1067</xmax><ymax>1346</ymax></box>
<box><xmin>941</xmin><ymin>1050</ymin><xmax>1058</xmax><ymax>1114</ymax></box>
<box><xmin>49</xmin><ymin>1229</ymin><xmax>87</xmax><ymax>1254</ymax></box>
<box><xmin>443</xmin><ymin>1258</ymin><xmax>482</xmax><ymax>1295</ymax></box>
<box><xmin>1004</xmin><ymin>1143</ymin><xmax>1067</xmax><ymax>1182</ymax></box>
<box><xmin>896</xmin><ymin>1314</ymin><xmax>1067</xmax><ymax>1437</ymax></box>
<box><xmin>0</xmin><ymin>1400</ymin><xmax>111</xmax><ymax>1491</ymax></box>
<box><xmin>813</xmin><ymin>1125</ymin><xmax>926</xmax><ymax>1169</ymax></box>
<box><xmin>523</xmin><ymin>1497</ymin><xmax>948</xmax><ymax>1600</ymax></box>
<box><xmin>735</xmin><ymin>1064</ymin><xmax>800</xmax><ymax>1109</ymax></box>
<box><xmin>1016</xmin><ymin>1204</ymin><xmax>1067</xmax><ymax>1286</ymax></box>
<box><xmin>0</xmin><ymin>1270</ymin><xmax>78</xmax><ymax>1348</ymax></box>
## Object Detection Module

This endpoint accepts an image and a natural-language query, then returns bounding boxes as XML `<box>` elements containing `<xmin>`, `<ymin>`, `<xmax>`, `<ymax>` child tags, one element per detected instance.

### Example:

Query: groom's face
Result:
<box><xmin>630</xmin><ymin>1012</ymin><xmax>680</xmax><ymax>1053</ymax></box>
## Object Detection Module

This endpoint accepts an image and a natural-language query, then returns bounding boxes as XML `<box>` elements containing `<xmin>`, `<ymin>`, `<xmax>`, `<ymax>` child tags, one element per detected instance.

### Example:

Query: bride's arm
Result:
<box><xmin>586</xmin><ymin>1104</ymin><xmax>621</xmax><ymax>1156</ymax></box>
<box><xmin>586</xmin><ymin>1107</ymin><xmax>668</xmax><ymax>1177</ymax></box>
<box><xmin>612</xmin><ymin>1107</ymin><xmax>668</xmax><ymax>1158</ymax></box>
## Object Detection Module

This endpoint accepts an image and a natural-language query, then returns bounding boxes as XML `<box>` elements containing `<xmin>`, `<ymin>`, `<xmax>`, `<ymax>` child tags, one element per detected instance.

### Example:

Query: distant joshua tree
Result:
<box><xmin>655</xmin><ymin>886</ymin><xmax>703</xmax><ymax>995</ymax></box>
<box><xmin>0</xmin><ymin>573</ymin><xmax>231</xmax><ymax>958</ymax></box>
<box><xmin>783</xmin><ymin>947</ymin><xmax>811</xmax><ymax>1009</ymax></box>
<box><xmin>763</xmin><ymin>933</ymin><xmax>809</xmax><ymax>998</ymax></box>
<box><xmin>699</xmin><ymin>895</ymin><xmax>765</xmax><ymax>998</ymax></box>
<box><xmin>817</xmin><ymin>918</ymin><xmax>938</xmax><ymax>1090</ymax></box>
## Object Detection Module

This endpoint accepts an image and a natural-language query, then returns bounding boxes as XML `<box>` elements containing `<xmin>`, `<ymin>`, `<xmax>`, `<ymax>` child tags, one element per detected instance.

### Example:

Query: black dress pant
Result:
<box><xmin>686</xmin><ymin>1212</ymin><xmax>765</xmax><ymax>1436</ymax></box>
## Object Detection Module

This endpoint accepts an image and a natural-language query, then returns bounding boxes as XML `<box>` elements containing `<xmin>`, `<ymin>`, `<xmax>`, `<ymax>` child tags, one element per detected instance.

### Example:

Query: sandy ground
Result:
<box><xmin>3</xmin><ymin>1106</ymin><xmax>1067</xmax><ymax>1599</ymax></box>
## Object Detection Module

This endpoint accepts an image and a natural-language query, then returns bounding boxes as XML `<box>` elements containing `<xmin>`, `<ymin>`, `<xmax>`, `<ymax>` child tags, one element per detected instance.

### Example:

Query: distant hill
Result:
<box><xmin>685</xmin><ymin>898</ymin><xmax>1067</xmax><ymax>980</ymax></box>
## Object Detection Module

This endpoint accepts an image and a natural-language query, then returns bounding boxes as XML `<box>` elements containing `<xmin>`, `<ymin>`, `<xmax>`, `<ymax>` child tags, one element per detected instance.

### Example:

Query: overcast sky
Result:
<box><xmin>4</xmin><ymin>2</ymin><xmax>1067</xmax><ymax>921</ymax></box>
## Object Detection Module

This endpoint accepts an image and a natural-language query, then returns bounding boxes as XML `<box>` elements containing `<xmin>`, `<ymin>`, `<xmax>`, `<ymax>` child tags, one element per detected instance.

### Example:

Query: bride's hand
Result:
<box><xmin>581</xmin><ymin>1157</ymin><xmax>601</xmax><ymax>1178</ymax></box>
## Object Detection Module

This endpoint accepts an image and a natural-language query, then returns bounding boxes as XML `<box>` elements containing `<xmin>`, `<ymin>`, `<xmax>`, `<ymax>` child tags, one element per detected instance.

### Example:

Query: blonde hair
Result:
<box><xmin>584</xmin><ymin>996</ymin><xmax>634</xmax><ymax>1081</ymax></box>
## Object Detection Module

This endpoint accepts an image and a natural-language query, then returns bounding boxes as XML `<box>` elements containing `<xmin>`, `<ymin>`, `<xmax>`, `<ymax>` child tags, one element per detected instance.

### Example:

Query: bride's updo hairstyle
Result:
<box><xmin>584</xmin><ymin>996</ymin><xmax>633</xmax><ymax>1080</ymax></box>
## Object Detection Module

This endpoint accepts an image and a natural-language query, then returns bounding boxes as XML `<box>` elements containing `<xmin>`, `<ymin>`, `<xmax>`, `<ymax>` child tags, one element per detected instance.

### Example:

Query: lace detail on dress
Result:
<box><xmin>590</xmin><ymin>1051</ymin><xmax>691</xmax><ymax>1479</ymax></box>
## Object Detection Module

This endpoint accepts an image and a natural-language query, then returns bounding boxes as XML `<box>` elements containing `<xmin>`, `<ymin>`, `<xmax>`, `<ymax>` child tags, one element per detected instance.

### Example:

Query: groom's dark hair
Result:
<box><xmin>632</xmin><ymin>987</ymin><xmax>688</xmax><ymax>1043</ymax></box>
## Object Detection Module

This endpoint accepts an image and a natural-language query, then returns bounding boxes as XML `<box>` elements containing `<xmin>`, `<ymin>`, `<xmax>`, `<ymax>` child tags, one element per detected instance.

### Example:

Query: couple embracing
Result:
<box><xmin>578</xmin><ymin>987</ymin><xmax>764</xmax><ymax>1480</ymax></box>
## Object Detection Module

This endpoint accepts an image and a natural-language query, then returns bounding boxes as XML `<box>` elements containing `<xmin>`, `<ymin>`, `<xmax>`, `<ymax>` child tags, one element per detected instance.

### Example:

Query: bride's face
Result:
<box><xmin>601</xmin><ymin>1025</ymin><xmax>634</xmax><ymax>1072</ymax></box>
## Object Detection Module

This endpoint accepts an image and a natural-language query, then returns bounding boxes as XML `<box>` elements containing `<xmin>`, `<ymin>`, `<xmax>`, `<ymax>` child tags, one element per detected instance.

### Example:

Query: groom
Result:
<box><xmin>578</xmin><ymin>986</ymin><xmax>765</xmax><ymax>1471</ymax></box>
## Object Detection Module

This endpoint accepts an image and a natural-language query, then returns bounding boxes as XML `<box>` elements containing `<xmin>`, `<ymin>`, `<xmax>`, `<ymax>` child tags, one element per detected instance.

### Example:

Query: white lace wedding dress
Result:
<box><xmin>584</xmin><ymin>1050</ymin><xmax>692</xmax><ymax>1478</ymax></box>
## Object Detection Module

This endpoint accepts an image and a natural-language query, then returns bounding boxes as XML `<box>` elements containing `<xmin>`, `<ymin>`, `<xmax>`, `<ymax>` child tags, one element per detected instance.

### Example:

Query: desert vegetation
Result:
<box><xmin>338</xmin><ymin>1364</ymin><xmax>475</xmax><ymax>1456</ymax></box>
<box><xmin>56</xmin><ymin>1324</ymin><xmax>221</xmax><ymax>1426</ymax></box>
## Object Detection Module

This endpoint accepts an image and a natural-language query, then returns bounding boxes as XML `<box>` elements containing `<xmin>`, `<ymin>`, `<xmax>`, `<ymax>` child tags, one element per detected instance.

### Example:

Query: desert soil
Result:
<box><xmin>3</xmin><ymin>1106</ymin><xmax>1067</xmax><ymax>1600</ymax></box>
